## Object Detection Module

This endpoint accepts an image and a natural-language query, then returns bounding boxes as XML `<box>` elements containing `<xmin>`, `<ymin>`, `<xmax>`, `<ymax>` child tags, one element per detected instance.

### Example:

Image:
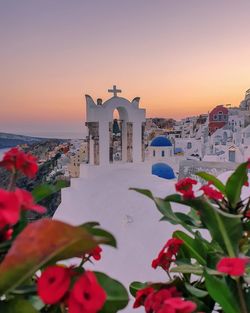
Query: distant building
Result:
<box><xmin>208</xmin><ymin>105</ymin><xmax>228</xmax><ymax>135</ymax></box>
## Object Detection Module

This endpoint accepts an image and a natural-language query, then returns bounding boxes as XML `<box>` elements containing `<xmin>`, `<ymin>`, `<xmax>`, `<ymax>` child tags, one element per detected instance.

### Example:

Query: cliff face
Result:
<box><xmin>0</xmin><ymin>140</ymin><xmax>70</xmax><ymax>219</ymax></box>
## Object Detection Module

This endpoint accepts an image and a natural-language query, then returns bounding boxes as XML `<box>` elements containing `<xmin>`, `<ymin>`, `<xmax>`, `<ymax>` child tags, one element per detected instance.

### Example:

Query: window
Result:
<box><xmin>161</xmin><ymin>150</ymin><xmax>165</xmax><ymax>157</ymax></box>
<box><xmin>187</xmin><ymin>142</ymin><xmax>192</xmax><ymax>149</ymax></box>
<box><xmin>229</xmin><ymin>150</ymin><xmax>236</xmax><ymax>162</ymax></box>
<box><xmin>153</xmin><ymin>150</ymin><xmax>155</xmax><ymax>157</ymax></box>
<box><xmin>213</xmin><ymin>115</ymin><xmax>218</xmax><ymax>120</ymax></box>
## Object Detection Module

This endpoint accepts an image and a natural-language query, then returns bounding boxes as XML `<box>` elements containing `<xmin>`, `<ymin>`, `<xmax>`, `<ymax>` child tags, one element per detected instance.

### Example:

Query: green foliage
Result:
<box><xmin>0</xmin><ymin>298</ymin><xmax>39</xmax><ymax>313</ymax></box>
<box><xmin>129</xmin><ymin>281</ymin><xmax>149</xmax><ymax>297</ymax></box>
<box><xmin>196</xmin><ymin>172</ymin><xmax>226</xmax><ymax>194</ymax></box>
<box><xmin>225</xmin><ymin>162</ymin><xmax>248</xmax><ymax>209</ymax></box>
<box><xmin>95</xmin><ymin>272</ymin><xmax>129</xmax><ymax>313</ymax></box>
<box><xmin>80</xmin><ymin>222</ymin><xmax>117</xmax><ymax>248</ymax></box>
<box><xmin>184</xmin><ymin>283</ymin><xmax>208</xmax><ymax>298</ymax></box>
<box><xmin>32</xmin><ymin>180</ymin><xmax>68</xmax><ymax>203</ymax></box>
<box><xmin>199</xmin><ymin>201</ymin><xmax>242</xmax><ymax>256</ymax></box>
<box><xmin>173</xmin><ymin>230</ymin><xmax>207</xmax><ymax>265</ymax></box>
<box><xmin>204</xmin><ymin>272</ymin><xmax>239</xmax><ymax>313</ymax></box>
<box><xmin>131</xmin><ymin>161</ymin><xmax>250</xmax><ymax>313</ymax></box>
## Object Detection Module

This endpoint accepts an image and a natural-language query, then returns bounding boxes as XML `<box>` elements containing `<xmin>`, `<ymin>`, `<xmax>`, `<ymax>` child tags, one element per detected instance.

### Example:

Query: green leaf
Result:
<box><xmin>204</xmin><ymin>271</ymin><xmax>239</xmax><ymax>313</ymax></box>
<box><xmin>199</xmin><ymin>201</ymin><xmax>242</xmax><ymax>256</ymax></box>
<box><xmin>129</xmin><ymin>281</ymin><xmax>149</xmax><ymax>297</ymax></box>
<box><xmin>95</xmin><ymin>272</ymin><xmax>129</xmax><ymax>313</ymax></box>
<box><xmin>175</xmin><ymin>212</ymin><xmax>201</xmax><ymax>227</ymax></box>
<box><xmin>11</xmin><ymin>284</ymin><xmax>37</xmax><ymax>295</ymax></box>
<box><xmin>184</xmin><ymin>282</ymin><xmax>208</xmax><ymax>298</ymax></box>
<box><xmin>173</xmin><ymin>231</ymin><xmax>206</xmax><ymax>265</ymax></box>
<box><xmin>32</xmin><ymin>180</ymin><xmax>68</xmax><ymax>202</ymax></box>
<box><xmin>162</xmin><ymin>194</ymin><xmax>243</xmax><ymax>256</ymax></box>
<box><xmin>225</xmin><ymin>162</ymin><xmax>248</xmax><ymax>209</ymax></box>
<box><xmin>154</xmin><ymin>198</ymin><xmax>195</xmax><ymax>234</ymax></box>
<box><xmin>79</xmin><ymin>222</ymin><xmax>116</xmax><ymax>248</ymax></box>
<box><xmin>130</xmin><ymin>188</ymin><xmax>154</xmax><ymax>200</ymax></box>
<box><xmin>196</xmin><ymin>172</ymin><xmax>226</xmax><ymax>194</ymax></box>
<box><xmin>0</xmin><ymin>219</ymin><xmax>100</xmax><ymax>295</ymax></box>
<box><xmin>131</xmin><ymin>189</ymin><xmax>197</xmax><ymax>233</ymax></box>
<box><xmin>80</xmin><ymin>221</ymin><xmax>100</xmax><ymax>229</ymax></box>
<box><xmin>0</xmin><ymin>298</ymin><xmax>38</xmax><ymax>313</ymax></box>
<box><xmin>86</xmin><ymin>227</ymin><xmax>117</xmax><ymax>248</ymax></box>
<box><xmin>171</xmin><ymin>264</ymin><xmax>203</xmax><ymax>275</ymax></box>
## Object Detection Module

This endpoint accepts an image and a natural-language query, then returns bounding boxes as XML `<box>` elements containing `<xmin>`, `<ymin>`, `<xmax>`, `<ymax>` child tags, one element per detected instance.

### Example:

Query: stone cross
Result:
<box><xmin>108</xmin><ymin>85</ymin><xmax>122</xmax><ymax>97</ymax></box>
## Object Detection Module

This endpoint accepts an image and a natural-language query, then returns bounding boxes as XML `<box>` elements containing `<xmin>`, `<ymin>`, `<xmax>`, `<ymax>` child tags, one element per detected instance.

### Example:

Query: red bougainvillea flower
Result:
<box><xmin>0</xmin><ymin>189</ymin><xmax>20</xmax><ymax>228</ymax></box>
<box><xmin>133</xmin><ymin>286</ymin><xmax>154</xmax><ymax>308</ymax></box>
<box><xmin>68</xmin><ymin>271</ymin><xmax>106</xmax><ymax>313</ymax></box>
<box><xmin>37</xmin><ymin>265</ymin><xmax>71</xmax><ymax>304</ymax></box>
<box><xmin>244</xmin><ymin>179</ymin><xmax>249</xmax><ymax>187</ymax></box>
<box><xmin>245</xmin><ymin>210</ymin><xmax>250</xmax><ymax>219</ymax></box>
<box><xmin>90</xmin><ymin>246</ymin><xmax>102</xmax><ymax>260</ymax></box>
<box><xmin>247</xmin><ymin>158</ymin><xmax>250</xmax><ymax>169</ymax></box>
<box><xmin>200</xmin><ymin>184</ymin><xmax>223</xmax><ymax>201</ymax></box>
<box><xmin>2</xmin><ymin>228</ymin><xmax>13</xmax><ymax>241</ymax></box>
<box><xmin>216</xmin><ymin>257</ymin><xmax>248</xmax><ymax>276</ymax></box>
<box><xmin>164</xmin><ymin>297</ymin><xmax>197</xmax><ymax>313</ymax></box>
<box><xmin>15</xmin><ymin>189</ymin><xmax>46</xmax><ymax>214</ymax></box>
<box><xmin>0</xmin><ymin>147</ymin><xmax>38</xmax><ymax>178</ymax></box>
<box><xmin>166</xmin><ymin>238</ymin><xmax>184</xmax><ymax>254</ymax></box>
<box><xmin>175</xmin><ymin>178</ymin><xmax>197</xmax><ymax>199</ymax></box>
<box><xmin>0</xmin><ymin>228</ymin><xmax>13</xmax><ymax>242</ymax></box>
<box><xmin>152</xmin><ymin>238</ymin><xmax>184</xmax><ymax>271</ymax></box>
<box><xmin>144</xmin><ymin>288</ymin><xmax>183</xmax><ymax>313</ymax></box>
<box><xmin>152</xmin><ymin>249</ymin><xmax>173</xmax><ymax>271</ymax></box>
<box><xmin>144</xmin><ymin>289</ymin><xmax>173</xmax><ymax>313</ymax></box>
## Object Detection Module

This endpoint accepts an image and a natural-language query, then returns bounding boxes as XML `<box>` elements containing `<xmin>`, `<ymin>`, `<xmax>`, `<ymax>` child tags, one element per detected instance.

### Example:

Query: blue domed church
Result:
<box><xmin>146</xmin><ymin>136</ymin><xmax>177</xmax><ymax>180</ymax></box>
<box><xmin>149</xmin><ymin>136</ymin><xmax>174</xmax><ymax>159</ymax></box>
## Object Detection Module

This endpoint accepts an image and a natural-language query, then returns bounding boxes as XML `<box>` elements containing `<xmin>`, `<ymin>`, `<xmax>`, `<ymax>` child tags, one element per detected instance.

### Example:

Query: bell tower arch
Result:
<box><xmin>85</xmin><ymin>86</ymin><xmax>146</xmax><ymax>166</ymax></box>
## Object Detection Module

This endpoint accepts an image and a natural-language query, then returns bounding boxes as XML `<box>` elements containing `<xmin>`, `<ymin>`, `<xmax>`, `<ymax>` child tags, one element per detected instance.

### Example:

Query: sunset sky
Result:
<box><xmin>1</xmin><ymin>0</ymin><xmax>250</xmax><ymax>137</ymax></box>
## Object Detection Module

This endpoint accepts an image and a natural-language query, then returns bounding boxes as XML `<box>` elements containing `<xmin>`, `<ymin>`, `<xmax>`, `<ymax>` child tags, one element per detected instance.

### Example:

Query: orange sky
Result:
<box><xmin>0</xmin><ymin>0</ymin><xmax>250</xmax><ymax>136</ymax></box>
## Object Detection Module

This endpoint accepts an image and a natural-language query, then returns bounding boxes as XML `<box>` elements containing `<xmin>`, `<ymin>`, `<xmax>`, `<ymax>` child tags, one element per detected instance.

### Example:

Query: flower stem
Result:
<box><xmin>236</xmin><ymin>278</ymin><xmax>248</xmax><ymax>313</ymax></box>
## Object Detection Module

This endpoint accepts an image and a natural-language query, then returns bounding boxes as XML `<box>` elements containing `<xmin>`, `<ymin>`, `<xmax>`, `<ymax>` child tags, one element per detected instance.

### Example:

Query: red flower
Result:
<box><xmin>145</xmin><ymin>289</ymin><xmax>173</xmax><ymax>313</ymax></box>
<box><xmin>247</xmin><ymin>158</ymin><xmax>250</xmax><ymax>169</ymax></box>
<box><xmin>175</xmin><ymin>178</ymin><xmax>197</xmax><ymax>199</ymax></box>
<box><xmin>152</xmin><ymin>238</ymin><xmax>184</xmax><ymax>271</ymax></box>
<box><xmin>166</xmin><ymin>238</ymin><xmax>184</xmax><ymax>254</ymax></box>
<box><xmin>152</xmin><ymin>249</ymin><xmax>173</xmax><ymax>271</ymax></box>
<box><xmin>90</xmin><ymin>246</ymin><xmax>102</xmax><ymax>261</ymax></box>
<box><xmin>68</xmin><ymin>271</ymin><xmax>106</xmax><ymax>313</ymax></box>
<box><xmin>245</xmin><ymin>210</ymin><xmax>250</xmax><ymax>218</ymax></box>
<box><xmin>164</xmin><ymin>297</ymin><xmax>197</xmax><ymax>313</ymax></box>
<box><xmin>133</xmin><ymin>286</ymin><xmax>154</xmax><ymax>308</ymax></box>
<box><xmin>37</xmin><ymin>265</ymin><xmax>71</xmax><ymax>304</ymax></box>
<box><xmin>0</xmin><ymin>147</ymin><xmax>38</xmax><ymax>178</ymax></box>
<box><xmin>15</xmin><ymin>189</ymin><xmax>46</xmax><ymax>214</ymax></box>
<box><xmin>217</xmin><ymin>257</ymin><xmax>248</xmax><ymax>276</ymax></box>
<box><xmin>0</xmin><ymin>228</ymin><xmax>13</xmax><ymax>242</ymax></box>
<box><xmin>0</xmin><ymin>189</ymin><xmax>20</xmax><ymax>228</ymax></box>
<box><xmin>200</xmin><ymin>184</ymin><xmax>223</xmax><ymax>201</ymax></box>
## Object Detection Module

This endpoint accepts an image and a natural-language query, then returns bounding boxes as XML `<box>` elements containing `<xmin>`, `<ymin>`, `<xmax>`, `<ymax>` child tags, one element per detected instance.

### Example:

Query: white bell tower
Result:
<box><xmin>85</xmin><ymin>86</ymin><xmax>146</xmax><ymax>166</ymax></box>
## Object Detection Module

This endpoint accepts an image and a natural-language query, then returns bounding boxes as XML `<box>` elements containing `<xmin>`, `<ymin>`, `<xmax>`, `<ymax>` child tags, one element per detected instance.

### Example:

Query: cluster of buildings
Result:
<box><xmin>44</xmin><ymin>140</ymin><xmax>88</xmax><ymax>180</ymax></box>
<box><xmin>144</xmin><ymin>89</ymin><xmax>250</xmax><ymax>179</ymax></box>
